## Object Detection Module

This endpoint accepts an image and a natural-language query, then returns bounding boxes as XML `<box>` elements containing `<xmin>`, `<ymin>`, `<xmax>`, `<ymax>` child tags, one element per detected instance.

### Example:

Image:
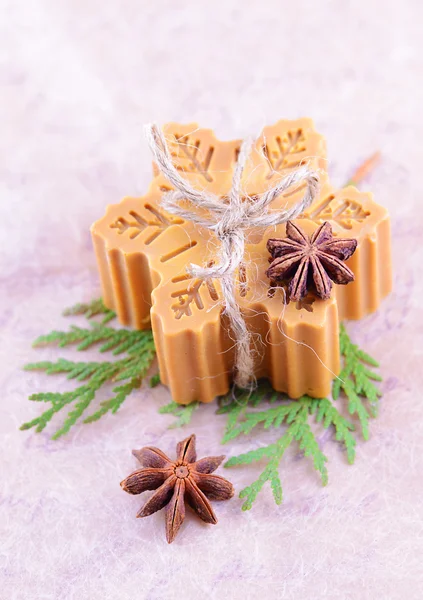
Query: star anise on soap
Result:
<box><xmin>266</xmin><ymin>221</ymin><xmax>358</xmax><ymax>302</ymax></box>
<box><xmin>120</xmin><ymin>434</ymin><xmax>234</xmax><ymax>543</ymax></box>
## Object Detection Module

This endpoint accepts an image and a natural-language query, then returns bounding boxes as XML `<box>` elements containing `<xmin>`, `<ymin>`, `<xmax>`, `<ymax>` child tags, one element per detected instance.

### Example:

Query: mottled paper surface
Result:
<box><xmin>1</xmin><ymin>1</ymin><xmax>421</xmax><ymax>598</ymax></box>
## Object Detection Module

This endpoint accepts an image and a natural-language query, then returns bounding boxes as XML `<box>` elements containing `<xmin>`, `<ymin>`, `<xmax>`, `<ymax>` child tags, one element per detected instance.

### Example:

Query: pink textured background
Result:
<box><xmin>1</xmin><ymin>2</ymin><xmax>421</xmax><ymax>598</ymax></box>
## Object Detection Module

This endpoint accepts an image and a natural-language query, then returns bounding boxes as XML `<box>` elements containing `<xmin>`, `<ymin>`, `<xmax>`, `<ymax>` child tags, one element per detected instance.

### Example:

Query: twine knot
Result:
<box><xmin>145</xmin><ymin>124</ymin><xmax>320</xmax><ymax>390</ymax></box>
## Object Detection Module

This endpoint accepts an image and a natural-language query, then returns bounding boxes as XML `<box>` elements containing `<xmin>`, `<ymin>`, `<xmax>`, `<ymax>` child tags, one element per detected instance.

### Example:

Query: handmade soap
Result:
<box><xmin>91</xmin><ymin>120</ymin><xmax>392</xmax><ymax>404</ymax></box>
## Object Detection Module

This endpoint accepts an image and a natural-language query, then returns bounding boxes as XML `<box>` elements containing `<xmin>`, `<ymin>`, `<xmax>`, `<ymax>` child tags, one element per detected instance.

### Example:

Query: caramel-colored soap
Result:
<box><xmin>91</xmin><ymin>120</ymin><xmax>391</xmax><ymax>404</ymax></box>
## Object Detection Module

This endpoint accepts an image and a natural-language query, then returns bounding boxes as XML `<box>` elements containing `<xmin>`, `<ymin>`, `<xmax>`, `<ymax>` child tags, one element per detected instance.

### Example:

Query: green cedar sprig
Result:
<box><xmin>332</xmin><ymin>323</ymin><xmax>382</xmax><ymax>439</ymax></box>
<box><xmin>222</xmin><ymin>397</ymin><xmax>356</xmax><ymax>510</ymax></box>
<box><xmin>21</xmin><ymin>301</ymin><xmax>156</xmax><ymax>439</ymax></box>
<box><xmin>62</xmin><ymin>297</ymin><xmax>116</xmax><ymax>324</ymax></box>
<box><xmin>22</xmin><ymin>298</ymin><xmax>382</xmax><ymax>509</ymax></box>
<box><xmin>159</xmin><ymin>400</ymin><xmax>200</xmax><ymax>428</ymax></box>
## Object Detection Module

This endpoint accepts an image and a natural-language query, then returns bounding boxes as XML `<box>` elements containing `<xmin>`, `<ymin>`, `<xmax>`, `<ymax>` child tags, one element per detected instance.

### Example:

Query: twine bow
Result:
<box><xmin>145</xmin><ymin>124</ymin><xmax>320</xmax><ymax>389</ymax></box>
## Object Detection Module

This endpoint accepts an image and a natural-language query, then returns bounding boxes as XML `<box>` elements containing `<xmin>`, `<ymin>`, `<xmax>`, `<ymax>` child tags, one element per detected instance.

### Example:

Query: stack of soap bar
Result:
<box><xmin>91</xmin><ymin>120</ymin><xmax>392</xmax><ymax>404</ymax></box>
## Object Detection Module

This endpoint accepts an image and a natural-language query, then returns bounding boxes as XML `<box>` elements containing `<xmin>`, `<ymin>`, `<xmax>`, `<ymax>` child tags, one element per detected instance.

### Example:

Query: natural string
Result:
<box><xmin>145</xmin><ymin>124</ymin><xmax>320</xmax><ymax>390</ymax></box>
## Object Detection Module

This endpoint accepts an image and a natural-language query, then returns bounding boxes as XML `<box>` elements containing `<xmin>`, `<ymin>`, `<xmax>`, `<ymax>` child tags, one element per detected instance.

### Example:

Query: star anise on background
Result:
<box><xmin>266</xmin><ymin>221</ymin><xmax>358</xmax><ymax>302</ymax></box>
<box><xmin>120</xmin><ymin>434</ymin><xmax>234</xmax><ymax>543</ymax></box>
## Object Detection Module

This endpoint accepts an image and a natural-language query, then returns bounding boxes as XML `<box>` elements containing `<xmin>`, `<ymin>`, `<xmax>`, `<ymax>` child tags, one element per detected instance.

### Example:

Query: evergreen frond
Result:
<box><xmin>311</xmin><ymin>398</ymin><xmax>356</xmax><ymax>464</ymax></box>
<box><xmin>23</xmin><ymin>297</ymin><xmax>383</xmax><ymax>511</ymax></box>
<box><xmin>217</xmin><ymin>383</ymin><xmax>274</xmax><ymax>443</ymax></box>
<box><xmin>63</xmin><ymin>298</ymin><xmax>116</xmax><ymax>324</ymax></box>
<box><xmin>224</xmin><ymin>443</ymin><xmax>278</xmax><ymax>467</ymax></box>
<box><xmin>158</xmin><ymin>400</ymin><xmax>200</xmax><ymax>428</ymax></box>
<box><xmin>334</xmin><ymin>323</ymin><xmax>382</xmax><ymax>436</ymax></box>
<box><xmin>21</xmin><ymin>301</ymin><xmax>156</xmax><ymax>438</ymax></box>
<box><xmin>224</xmin><ymin>398</ymin><xmax>327</xmax><ymax>509</ymax></box>
<box><xmin>223</xmin><ymin>327</ymin><xmax>381</xmax><ymax>509</ymax></box>
<box><xmin>83</xmin><ymin>377</ymin><xmax>142</xmax><ymax>424</ymax></box>
<box><xmin>294</xmin><ymin>411</ymin><xmax>328</xmax><ymax>485</ymax></box>
<box><xmin>149</xmin><ymin>373</ymin><xmax>161</xmax><ymax>388</ymax></box>
<box><xmin>237</xmin><ymin>428</ymin><xmax>295</xmax><ymax>510</ymax></box>
<box><xmin>222</xmin><ymin>402</ymin><xmax>302</xmax><ymax>443</ymax></box>
<box><xmin>32</xmin><ymin>323</ymin><xmax>154</xmax><ymax>355</ymax></box>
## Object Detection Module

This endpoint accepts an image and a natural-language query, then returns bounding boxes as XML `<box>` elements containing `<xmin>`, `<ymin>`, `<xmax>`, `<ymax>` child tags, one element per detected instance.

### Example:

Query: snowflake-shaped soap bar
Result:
<box><xmin>91</xmin><ymin>120</ymin><xmax>391</xmax><ymax>404</ymax></box>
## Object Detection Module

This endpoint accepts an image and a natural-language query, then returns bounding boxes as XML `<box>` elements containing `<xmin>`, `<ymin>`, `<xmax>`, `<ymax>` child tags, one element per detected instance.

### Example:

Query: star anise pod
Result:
<box><xmin>266</xmin><ymin>221</ymin><xmax>357</xmax><ymax>302</ymax></box>
<box><xmin>120</xmin><ymin>434</ymin><xmax>234</xmax><ymax>543</ymax></box>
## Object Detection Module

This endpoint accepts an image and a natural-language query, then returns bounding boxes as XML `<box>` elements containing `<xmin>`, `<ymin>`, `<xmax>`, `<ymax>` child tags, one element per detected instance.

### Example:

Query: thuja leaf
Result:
<box><xmin>24</xmin><ymin>294</ymin><xmax>382</xmax><ymax>509</ymax></box>
<box><xmin>63</xmin><ymin>298</ymin><xmax>116</xmax><ymax>324</ymax></box>
<box><xmin>224</xmin><ymin>326</ymin><xmax>381</xmax><ymax>509</ymax></box>
<box><xmin>335</xmin><ymin>324</ymin><xmax>382</xmax><ymax>435</ymax></box>
<box><xmin>224</xmin><ymin>399</ymin><xmax>328</xmax><ymax>509</ymax></box>
<box><xmin>52</xmin><ymin>388</ymin><xmax>98</xmax><ymax>439</ymax></box>
<box><xmin>236</xmin><ymin>425</ymin><xmax>297</xmax><ymax>510</ymax></box>
<box><xmin>159</xmin><ymin>400</ymin><xmax>200</xmax><ymax>428</ymax></box>
<box><xmin>217</xmin><ymin>382</ymin><xmax>275</xmax><ymax>443</ymax></box>
<box><xmin>311</xmin><ymin>398</ymin><xmax>356</xmax><ymax>464</ymax></box>
<box><xmin>294</xmin><ymin>415</ymin><xmax>328</xmax><ymax>485</ymax></box>
<box><xmin>222</xmin><ymin>402</ymin><xmax>302</xmax><ymax>443</ymax></box>
<box><xmin>225</xmin><ymin>444</ymin><xmax>278</xmax><ymax>467</ymax></box>
<box><xmin>83</xmin><ymin>377</ymin><xmax>142</xmax><ymax>424</ymax></box>
<box><xmin>21</xmin><ymin>300</ymin><xmax>157</xmax><ymax>438</ymax></box>
<box><xmin>149</xmin><ymin>373</ymin><xmax>161</xmax><ymax>388</ymax></box>
<box><xmin>24</xmin><ymin>358</ymin><xmax>111</xmax><ymax>381</ymax></box>
<box><xmin>32</xmin><ymin>323</ymin><xmax>151</xmax><ymax>354</ymax></box>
